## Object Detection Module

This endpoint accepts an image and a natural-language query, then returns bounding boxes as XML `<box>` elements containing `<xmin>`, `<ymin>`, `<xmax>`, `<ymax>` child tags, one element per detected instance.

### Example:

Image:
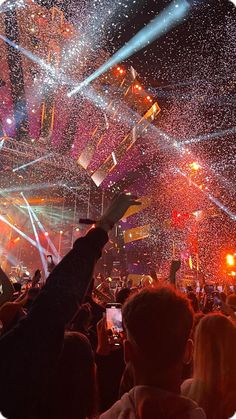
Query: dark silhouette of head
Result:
<box><xmin>122</xmin><ymin>286</ymin><xmax>194</xmax><ymax>392</ymax></box>
<box><xmin>38</xmin><ymin>332</ymin><xmax>96</xmax><ymax>419</ymax></box>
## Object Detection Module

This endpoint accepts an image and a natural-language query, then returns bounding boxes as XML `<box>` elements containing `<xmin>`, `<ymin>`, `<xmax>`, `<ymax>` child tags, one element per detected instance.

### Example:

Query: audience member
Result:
<box><xmin>182</xmin><ymin>313</ymin><xmax>236</xmax><ymax>419</ymax></box>
<box><xmin>100</xmin><ymin>286</ymin><xmax>206</xmax><ymax>419</ymax></box>
<box><xmin>0</xmin><ymin>193</ymin><xmax>140</xmax><ymax>419</ymax></box>
<box><xmin>36</xmin><ymin>331</ymin><xmax>97</xmax><ymax>419</ymax></box>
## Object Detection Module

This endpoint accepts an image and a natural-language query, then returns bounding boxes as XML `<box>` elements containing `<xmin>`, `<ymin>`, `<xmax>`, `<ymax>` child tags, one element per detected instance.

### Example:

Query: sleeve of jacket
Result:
<box><xmin>0</xmin><ymin>267</ymin><xmax>14</xmax><ymax>307</ymax></box>
<box><xmin>0</xmin><ymin>227</ymin><xmax>108</xmax><ymax>418</ymax></box>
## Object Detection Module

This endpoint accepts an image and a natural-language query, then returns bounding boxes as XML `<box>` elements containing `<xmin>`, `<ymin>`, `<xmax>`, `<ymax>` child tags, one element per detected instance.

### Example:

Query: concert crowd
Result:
<box><xmin>0</xmin><ymin>194</ymin><xmax>235</xmax><ymax>419</ymax></box>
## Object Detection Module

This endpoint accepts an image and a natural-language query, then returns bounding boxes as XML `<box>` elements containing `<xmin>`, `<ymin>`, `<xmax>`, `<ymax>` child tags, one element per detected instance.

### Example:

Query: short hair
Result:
<box><xmin>226</xmin><ymin>293</ymin><xmax>236</xmax><ymax>308</ymax></box>
<box><xmin>122</xmin><ymin>286</ymin><xmax>193</xmax><ymax>370</ymax></box>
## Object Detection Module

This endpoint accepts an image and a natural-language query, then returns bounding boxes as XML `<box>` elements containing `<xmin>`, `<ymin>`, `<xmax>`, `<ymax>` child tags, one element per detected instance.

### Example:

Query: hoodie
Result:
<box><xmin>100</xmin><ymin>385</ymin><xmax>206</xmax><ymax>419</ymax></box>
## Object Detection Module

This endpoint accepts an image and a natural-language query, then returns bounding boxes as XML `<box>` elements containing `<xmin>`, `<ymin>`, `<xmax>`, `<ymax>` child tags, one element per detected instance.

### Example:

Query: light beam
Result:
<box><xmin>21</xmin><ymin>193</ymin><xmax>48</xmax><ymax>276</ymax></box>
<box><xmin>12</xmin><ymin>153</ymin><xmax>52</xmax><ymax>172</ymax></box>
<box><xmin>177</xmin><ymin>169</ymin><xmax>236</xmax><ymax>221</ymax></box>
<box><xmin>29</xmin><ymin>205</ymin><xmax>59</xmax><ymax>260</ymax></box>
<box><xmin>68</xmin><ymin>0</ymin><xmax>191</xmax><ymax>96</ymax></box>
<box><xmin>0</xmin><ymin>214</ymin><xmax>49</xmax><ymax>254</ymax></box>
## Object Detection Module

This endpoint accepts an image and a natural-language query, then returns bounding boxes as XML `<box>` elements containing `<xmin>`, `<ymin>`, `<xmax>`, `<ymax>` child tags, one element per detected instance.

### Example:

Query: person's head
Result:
<box><xmin>191</xmin><ymin>313</ymin><xmax>236</xmax><ymax>418</ymax></box>
<box><xmin>122</xmin><ymin>286</ymin><xmax>194</xmax><ymax>391</ymax></box>
<box><xmin>226</xmin><ymin>293</ymin><xmax>236</xmax><ymax>312</ymax></box>
<box><xmin>40</xmin><ymin>332</ymin><xmax>96</xmax><ymax>419</ymax></box>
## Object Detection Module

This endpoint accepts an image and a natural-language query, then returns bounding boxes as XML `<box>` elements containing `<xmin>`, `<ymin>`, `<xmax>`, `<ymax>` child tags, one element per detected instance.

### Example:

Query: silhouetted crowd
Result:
<box><xmin>0</xmin><ymin>194</ymin><xmax>235</xmax><ymax>419</ymax></box>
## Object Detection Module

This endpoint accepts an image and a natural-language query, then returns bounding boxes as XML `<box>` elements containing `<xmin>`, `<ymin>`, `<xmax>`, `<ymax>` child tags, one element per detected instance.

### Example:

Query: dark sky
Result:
<box><xmin>38</xmin><ymin>0</ymin><xmax>236</xmax><ymax>84</ymax></box>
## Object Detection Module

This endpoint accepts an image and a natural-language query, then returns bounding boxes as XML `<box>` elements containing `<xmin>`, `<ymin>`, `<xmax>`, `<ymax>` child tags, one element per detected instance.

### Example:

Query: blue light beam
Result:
<box><xmin>68</xmin><ymin>0</ymin><xmax>191</xmax><ymax>96</ymax></box>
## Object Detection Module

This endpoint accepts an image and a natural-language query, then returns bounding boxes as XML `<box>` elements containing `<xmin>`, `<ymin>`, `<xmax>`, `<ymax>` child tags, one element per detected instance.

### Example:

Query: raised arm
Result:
<box><xmin>0</xmin><ymin>193</ymin><xmax>140</xmax><ymax>418</ymax></box>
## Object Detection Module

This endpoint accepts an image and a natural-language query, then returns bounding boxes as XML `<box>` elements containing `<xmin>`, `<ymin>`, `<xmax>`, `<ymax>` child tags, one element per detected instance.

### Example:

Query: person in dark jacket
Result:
<box><xmin>0</xmin><ymin>193</ymin><xmax>140</xmax><ymax>419</ymax></box>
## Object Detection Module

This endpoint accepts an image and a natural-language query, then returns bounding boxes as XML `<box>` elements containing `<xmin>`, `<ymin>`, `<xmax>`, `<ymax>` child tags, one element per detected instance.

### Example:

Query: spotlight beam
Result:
<box><xmin>182</xmin><ymin>127</ymin><xmax>236</xmax><ymax>144</ymax></box>
<box><xmin>12</xmin><ymin>153</ymin><xmax>52</xmax><ymax>172</ymax></box>
<box><xmin>21</xmin><ymin>194</ymin><xmax>48</xmax><ymax>277</ymax></box>
<box><xmin>0</xmin><ymin>138</ymin><xmax>5</xmax><ymax>151</ymax></box>
<box><xmin>0</xmin><ymin>182</ymin><xmax>60</xmax><ymax>194</ymax></box>
<box><xmin>177</xmin><ymin>169</ymin><xmax>236</xmax><ymax>221</ymax></box>
<box><xmin>29</xmin><ymin>205</ymin><xmax>59</xmax><ymax>260</ymax></box>
<box><xmin>0</xmin><ymin>214</ymin><xmax>49</xmax><ymax>254</ymax></box>
<box><xmin>0</xmin><ymin>35</ymin><xmax>71</xmax><ymax>86</ymax></box>
<box><xmin>68</xmin><ymin>0</ymin><xmax>191</xmax><ymax>96</ymax></box>
<box><xmin>1</xmin><ymin>30</ymin><xmax>234</xmax><ymax>215</ymax></box>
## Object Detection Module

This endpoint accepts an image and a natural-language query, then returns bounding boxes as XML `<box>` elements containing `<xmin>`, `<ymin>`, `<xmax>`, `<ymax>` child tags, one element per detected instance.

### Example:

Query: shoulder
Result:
<box><xmin>181</xmin><ymin>378</ymin><xmax>194</xmax><ymax>396</ymax></box>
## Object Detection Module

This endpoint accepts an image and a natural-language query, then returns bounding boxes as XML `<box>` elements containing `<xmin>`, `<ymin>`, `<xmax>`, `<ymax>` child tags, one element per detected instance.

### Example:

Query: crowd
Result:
<box><xmin>0</xmin><ymin>193</ymin><xmax>236</xmax><ymax>419</ymax></box>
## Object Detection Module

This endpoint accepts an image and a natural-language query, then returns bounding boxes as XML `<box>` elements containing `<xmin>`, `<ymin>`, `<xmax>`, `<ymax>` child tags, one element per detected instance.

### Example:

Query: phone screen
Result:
<box><xmin>106</xmin><ymin>304</ymin><xmax>123</xmax><ymax>345</ymax></box>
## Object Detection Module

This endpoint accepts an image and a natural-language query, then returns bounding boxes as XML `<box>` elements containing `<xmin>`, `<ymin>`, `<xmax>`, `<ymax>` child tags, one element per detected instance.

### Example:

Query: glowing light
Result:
<box><xmin>12</xmin><ymin>153</ymin><xmax>52</xmax><ymax>172</ymax></box>
<box><xmin>111</xmin><ymin>151</ymin><xmax>117</xmax><ymax>166</ymax></box>
<box><xmin>189</xmin><ymin>161</ymin><xmax>201</xmax><ymax>171</ymax></box>
<box><xmin>75</xmin><ymin>228</ymin><xmax>80</xmax><ymax>232</ymax></box>
<box><xmin>0</xmin><ymin>182</ymin><xmax>59</xmax><ymax>194</ymax></box>
<box><xmin>45</xmin><ymin>232</ymin><xmax>49</xmax><ymax>237</ymax></box>
<box><xmin>226</xmin><ymin>254</ymin><xmax>235</xmax><ymax>266</ymax></box>
<box><xmin>28</xmin><ymin>204</ymin><xmax>59</xmax><ymax>258</ymax></box>
<box><xmin>0</xmin><ymin>138</ymin><xmax>5</xmax><ymax>151</ymax></box>
<box><xmin>177</xmin><ymin>169</ymin><xmax>236</xmax><ymax>221</ymax></box>
<box><xmin>68</xmin><ymin>0</ymin><xmax>191</xmax><ymax>96</ymax></box>
<box><xmin>60</xmin><ymin>230</ymin><xmax>63</xmax><ymax>234</ymax></box>
<box><xmin>183</xmin><ymin>126</ymin><xmax>236</xmax><ymax>144</ymax></box>
<box><xmin>22</xmin><ymin>193</ymin><xmax>48</xmax><ymax>277</ymax></box>
<box><xmin>0</xmin><ymin>213</ymin><xmax>48</xmax><ymax>255</ymax></box>
<box><xmin>6</xmin><ymin>118</ymin><xmax>12</xmax><ymax>125</ymax></box>
<box><xmin>0</xmin><ymin>35</ymin><xmax>69</xmax><ymax>86</ymax></box>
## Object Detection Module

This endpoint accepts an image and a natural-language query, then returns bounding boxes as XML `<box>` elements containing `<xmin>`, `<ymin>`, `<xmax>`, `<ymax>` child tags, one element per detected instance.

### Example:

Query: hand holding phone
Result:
<box><xmin>106</xmin><ymin>303</ymin><xmax>123</xmax><ymax>346</ymax></box>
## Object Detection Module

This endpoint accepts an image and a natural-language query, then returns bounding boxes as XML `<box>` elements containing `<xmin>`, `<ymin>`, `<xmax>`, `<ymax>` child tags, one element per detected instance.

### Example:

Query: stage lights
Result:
<box><xmin>0</xmin><ymin>138</ymin><xmax>4</xmax><ymax>151</ymax></box>
<box><xmin>12</xmin><ymin>153</ymin><xmax>52</xmax><ymax>172</ymax></box>
<box><xmin>0</xmin><ymin>213</ymin><xmax>48</xmax><ymax>255</ymax></box>
<box><xmin>22</xmin><ymin>193</ymin><xmax>48</xmax><ymax>276</ymax></box>
<box><xmin>226</xmin><ymin>254</ymin><xmax>235</xmax><ymax>267</ymax></box>
<box><xmin>177</xmin><ymin>169</ymin><xmax>236</xmax><ymax>221</ymax></box>
<box><xmin>68</xmin><ymin>0</ymin><xmax>191</xmax><ymax>96</ymax></box>
<box><xmin>183</xmin><ymin>126</ymin><xmax>236</xmax><ymax>145</ymax></box>
<box><xmin>189</xmin><ymin>161</ymin><xmax>201</xmax><ymax>171</ymax></box>
<box><xmin>116</xmin><ymin>66</ymin><xmax>125</xmax><ymax>75</ymax></box>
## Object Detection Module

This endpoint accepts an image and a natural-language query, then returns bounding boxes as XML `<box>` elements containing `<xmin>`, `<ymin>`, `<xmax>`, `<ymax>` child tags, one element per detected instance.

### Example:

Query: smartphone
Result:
<box><xmin>106</xmin><ymin>303</ymin><xmax>123</xmax><ymax>345</ymax></box>
<box><xmin>47</xmin><ymin>255</ymin><xmax>53</xmax><ymax>262</ymax></box>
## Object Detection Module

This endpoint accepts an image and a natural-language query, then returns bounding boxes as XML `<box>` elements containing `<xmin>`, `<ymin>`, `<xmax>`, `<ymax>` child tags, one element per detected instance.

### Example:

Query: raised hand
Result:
<box><xmin>97</xmin><ymin>193</ymin><xmax>141</xmax><ymax>231</ymax></box>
